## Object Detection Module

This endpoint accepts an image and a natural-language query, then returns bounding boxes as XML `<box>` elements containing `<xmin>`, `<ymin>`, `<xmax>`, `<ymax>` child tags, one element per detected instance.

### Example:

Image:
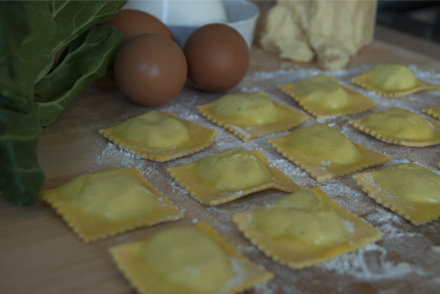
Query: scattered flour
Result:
<box><xmin>319</xmin><ymin>243</ymin><xmax>426</xmax><ymax>280</ymax></box>
<box><xmin>431</xmin><ymin>246</ymin><xmax>440</xmax><ymax>253</ymax></box>
<box><xmin>92</xmin><ymin>65</ymin><xmax>440</xmax><ymax>293</ymax></box>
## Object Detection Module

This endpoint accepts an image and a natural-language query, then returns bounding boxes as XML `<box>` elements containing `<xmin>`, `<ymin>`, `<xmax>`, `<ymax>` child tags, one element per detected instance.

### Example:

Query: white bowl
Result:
<box><xmin>124</xmin><ymin>0</ymin><xmax>260</xmax><ymax>48</ymax></box>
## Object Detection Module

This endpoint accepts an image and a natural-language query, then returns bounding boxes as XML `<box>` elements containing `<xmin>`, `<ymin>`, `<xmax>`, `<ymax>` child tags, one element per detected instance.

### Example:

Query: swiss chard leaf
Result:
<box><xmin>42</xmin><ymin>0</ymin><xmax>126</xmax><ymax>80</ymax></box>
<box><xmin>0</xmin><ymin>105</ymin><xmax>44</xmax><ymax>206</ymax></box>
<box><xmin>0</xmin><ymin>0</ymin><xmax>126</xmax><ymax>205</ymax></box>
<box><xmin>36</xmin><ymin>26</ymin><xmax>124</xmax><ymax>127</ymax></box>
<box><xmin>0</xmin><ymin>1</ymin><xmax>55</xmax><ymax>106</ymax></box>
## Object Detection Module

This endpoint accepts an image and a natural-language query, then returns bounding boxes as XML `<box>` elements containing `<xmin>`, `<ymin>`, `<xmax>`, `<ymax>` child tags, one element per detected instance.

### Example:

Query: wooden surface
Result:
<box><xmin>1</xmin><ymin>36</ymin><xmax>440</xmax><ymax>294</ymax></box>
<box><xmin>375</xmin><ymin>24</ymin><xmax>440</xmax><ymax>60</ymax></box>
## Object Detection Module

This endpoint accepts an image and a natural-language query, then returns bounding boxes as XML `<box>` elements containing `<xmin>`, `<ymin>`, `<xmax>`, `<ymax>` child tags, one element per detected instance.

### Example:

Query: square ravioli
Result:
<box><xmin>268</xmin><ymin>123</ymin><xmax>390</xmax><ymax>181</ymax></box>
<box><xmin>353</xmin><ymin>163</ymin><xmax>440</xmax><ymax>225</ymax></box>
<box><xmin>41</xmin><ymin>168</ymin><xmax>183</xmax><ymax>242</ymax></box>
<box><xmin>422</xmin><ymin>103</ymin><xmax>440</xmax><ymax>120</ymax></box>
<box><xmin>351</xmin><ymin>63</ymin><xmax>440</xmax><ymax>97</ymax></box>
<box><xmin>100</xmin><ymin>110</ymin><xmax>216</xmax><ymax>162</ymax></box>
<box><xmin>233</xmin><ymin>187</ymin><xmax>383</xmax><ymax>269</ymax></box>
<box><xmin>278</xmin><ymin>74</ymin><xmax>376</xmax><ymax>118</ymax></box>
<box><xmin>197</xmin><ymin>91</ymin><xmax>308</xmax><ymax>141</ymax></box>
<box><xmin>167</xmin><ymin>148</ymin><xmax>301</xmax><ymax>205</ymax></box>
<box><xmin>110</xmin><ymin>221</ymin><xmax>273</xmax><ymax>294</ymax></box>
<box><xmin>350</xmin><ymin>107</ymin><xmax>440</xmax><ymax>147</ymax></box>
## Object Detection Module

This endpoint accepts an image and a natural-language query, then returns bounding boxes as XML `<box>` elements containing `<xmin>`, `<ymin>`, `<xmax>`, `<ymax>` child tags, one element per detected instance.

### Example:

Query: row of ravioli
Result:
<box><xmin>40</xmin><ymin>62</ymin><xmax>440</xmax><ymax>294</ymax></box>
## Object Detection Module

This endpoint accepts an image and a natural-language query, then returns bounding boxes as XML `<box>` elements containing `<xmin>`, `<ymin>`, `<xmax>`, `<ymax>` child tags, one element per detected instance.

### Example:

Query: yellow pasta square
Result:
<box><xmin>353</xmin><ymin>163</ymin><xmax>440</xmax><ymax>225</ymax></box>
<box><xmin>279</xmin><ymin>74</ymin><xmax>376</xmax><ymax>118</ymax></box>
<box><xmin>167</xmin><ymin>148</ymin><xmax>301</xmax><ymax>205</ymax></box>
<box><xmin>110</xmin><ymin>221</ymin><xmax>273</xmax><ymax>294</ymax></box>
<box><xmin>351</xmin><ymin>63</ymin><xmax>440</xmax><ymax>97</ymax></box>
<box><xmin>197</xmin><ymin>91</ymin><xmax>309</xmax><ymax>141</ymax></box>
<box><xmin>100</xmin><ymin>110</ymin><xmax>216</xmax><ymax>162</ymax></box>
<box><xmin>422</xmin><ymin>103</ymin><xmax>440</xmax><ymax>120</ymax></box>
<box><xmin>350</xmin><ymin>107</ymin><xmax>440</xmax><ymax>147</ymax></box>
<box><xmin>233</xmin><ymin>187</ymin><xmax>383</xmax><ymax>269</ymax></box>
<box><xmin>41</xmin><ymin>168</ymin><xmax>183</xmax><ymax>243</ymax></box>
<box><xmin>268</xmin><ymin>123</ymin><xmax>390</xmax><ymax>181</ymax></box>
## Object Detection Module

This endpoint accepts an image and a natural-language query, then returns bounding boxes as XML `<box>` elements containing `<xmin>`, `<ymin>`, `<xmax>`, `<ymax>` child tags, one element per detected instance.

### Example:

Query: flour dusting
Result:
<box><xmin>92</xmin><ymin>65</ymin><xmax>440</xmax><ymax>294</ymax></box>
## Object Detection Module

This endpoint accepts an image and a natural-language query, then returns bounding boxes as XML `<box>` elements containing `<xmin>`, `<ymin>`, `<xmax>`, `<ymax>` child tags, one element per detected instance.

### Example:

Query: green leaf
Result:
<box><xmin>0</xmin><ymin>0</ymin><xmax>126</xmax><ymax>205</ymax></box>
<box><xmin>47</xmin><ymin>1</ymin><xmax>126</xmax><ymax>71</ymax></box>
<box><xmin>0</xmin><ymin>105</ymin><xmax>44</xmax><ymax>206</ymax></box>
<box><xmin>0</xmin><ymin>1</ymin><xmax>126</xmax><ymax>103</ymax></box>
<box><xmin>35</xmin><ymin>26</ymin><xmax>124</xmax><ymax>127</ymax></box>
<box><xmin>0</xmin><ymin>1</ymin><xmax>55</xmax><ymax>104</ymax></box>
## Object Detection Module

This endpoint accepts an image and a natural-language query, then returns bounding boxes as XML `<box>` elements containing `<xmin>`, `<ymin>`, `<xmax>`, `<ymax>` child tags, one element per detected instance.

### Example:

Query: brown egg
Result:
<box><xmin>114</xmin><ymin>34</ymin><xmax>187</xmax><ymax>106</ymax></box>
<box><xmin>106</xmin><ymin>9</ymin><xmax>172</xmax><ymax>40</ymax></box>
<box><xmin>184</xmin><ymin>23</ymin><xmax>250</xmax><ymax>92</ymax></box>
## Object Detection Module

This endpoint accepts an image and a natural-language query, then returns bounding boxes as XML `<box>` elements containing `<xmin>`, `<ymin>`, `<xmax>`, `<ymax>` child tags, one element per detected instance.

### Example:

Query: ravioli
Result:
<box><xmin>268</xmin><ymin>123</ymin><xmax>390</xmax><ymax>181</ymax></box>
<box><xmin>351</xmin><ymin>63</ymin><xmax>440</xmax><ymax>96</ymax></box>
<box><xmin>233</xmin><ymin>187</ymin><xmax>383</xmax><ymax>269</ymax></box>
<box><xmin>350</xmin><ymin>107</ymin><xmax>440</xmax><ymax>147</ymax></box>
<box><xmin>110</xmin><ymin>221</ymin><xmax>273</xmax><ymax>294</ymax></box>
<box><xmin>41</xmin><ymin>168</ymin><xmax>183</xmax><ymax>242</ymax></box>
<box><xmin>167</xmin><ymin>148</ymin><xmax>300</xmax><ymax>205</ymax></box>
<box><xmin>279</xmin><ymin>74</ymin><xmax>376</xmax><ymax>118</ymax></box>
<box><xmin>100</xmin><ymin>110</ymin><xmax>216</xmax><ymax>161</ymax></box>
<box><xmin>143</xmin><ymin>226</ymin><xmax>232</xmax><ymax>293</ymax></box>
<box><xmin>353</xmin><ymin>163</ymin><xmax>440</xmax><ymax>225</ymax></box>
<box><xmin>198</xmin><ymin>92</ymin><xmax>308</xmax><ymax>141</ymax></box>
<box><xmin>422</xmin><ymin>103</ymin><xmax>440</xmax><ymax>120</ymax></box>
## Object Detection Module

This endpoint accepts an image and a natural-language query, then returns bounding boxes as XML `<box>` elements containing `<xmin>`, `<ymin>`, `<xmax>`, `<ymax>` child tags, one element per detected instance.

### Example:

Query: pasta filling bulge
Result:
<box><xmin>364</xmin><ymin>63</ymin><xmax>419</xmax><ymax>91</ymax></box>
<box><xmin>372</xmin><ymin>163</ymin><xmax>440</xmax><ymax>204</ymax></box>
<box><xmin>142</xmin><ymin>226</ymin><xmax>232</xmax><ymax>293</ymax></box>
<box><xmin>60</xmin><ymin>169</ymin><xmax>155</xmax><ymax>221</ymax></box>
<box><xmin>284</xmin><ymin>124</ymin><xmax>361</xmax><ymax>165</ymax></box>
<box><xmin>210</xmin><ymin>92</ymin><xmax>280</xmax><ymax>125</ymax></box>
<box><xmin>108</xmin><ymin>111</ymin><xmax>190</xmax><ymax>148</ymax></box>
<box><xmin>291</xmin><ymin>74</ymin><xmax>352</xmax><ymax>109</ymax></box>
<box><xmin>361</xmin><ymin>108</ymin><xmax>435</xmax><ymax>140</ymax></box>
<box><xmin>193</xmin><ymin>148</ymin><xmax>272</xmax><ymax>191</ymax></box>
<box><xmin>255</xmin><ymin>189</ymin><xmax>346</xmax><ymax>246</ymax></box>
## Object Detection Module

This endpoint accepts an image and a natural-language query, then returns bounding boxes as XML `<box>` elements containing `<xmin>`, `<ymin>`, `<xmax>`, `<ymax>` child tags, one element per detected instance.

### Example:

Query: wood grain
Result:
<box><xmin>1</xmin><ymin>40</ymin><xmax>440</xmax><ymax>294</ymax></box>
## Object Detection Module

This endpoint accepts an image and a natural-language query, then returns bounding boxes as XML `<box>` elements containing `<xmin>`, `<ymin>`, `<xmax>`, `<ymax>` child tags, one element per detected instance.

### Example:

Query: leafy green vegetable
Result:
<box><xmin>0</xmin><ymin>106</ymin><xmax>43</xmax><ymax>205</ymax></box>
<box><xmin>0</xmin><ymin>0</ymin><xmax>126</xmax><ymax>205</ymax></box>
<box><xmin>36</xmin><ymin>27</ymin><xmax>123</xmax><ymax>127</ymax></box>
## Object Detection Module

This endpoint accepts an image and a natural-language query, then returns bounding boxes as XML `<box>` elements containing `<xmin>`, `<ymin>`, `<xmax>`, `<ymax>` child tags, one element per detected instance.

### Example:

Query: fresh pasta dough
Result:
<box><xmin>41</xmin><ymin>168</ymin><xmax>183</xmax><ymax>242</ymax></box>
<box><xmin>350</xmin><ymin>107</ymin><xmax>440</xmax><ymax>147</ymax></box>
<box><xmin>233</xmin><ymin>187</ymin><xmax>383</xmax><ymax>268</ymax></box>
<box><xmin>268</xmin><ymin>123</ymin><xmax>390</xmax><ymax>181</ymax></box>
<box><xmin>354</xmin><ymin>163</ymin><xmax>440</xmax><ymax>225</ymax></box>
<box><xmin>422</xmin><ymin>103</ymin><xmax>440</xmax><ymax>120</ymax></box>
<box><xmin>254</xmin><ymin>190</ymin><xmax>346</xmax><ymax>246</ymax></box>
<box><xmin>351</xmin><ymin>63</ymin><xmax>440</xmax><ymax>96</ymax></box>
<box><xmin>100</xmin><ymin>110</ymin><xmax>216</xmax><ymax>161</ymax></box>
<box><xmin>198</xmin><ymin>92</ymin><xmax>308</xmax><ymax>141</ymax></box>
<box><xmin>110</xmin><ymin>222</ymin><xmax>273</xmax><ymax>294</ymax></box>
<box><xmin>279</xmin><ymin>74</ymin><xmax>376</xmax><ymax>118</ymax></box>
<box><xmin>141</xmin><ymin>226</ymin><xmax>232</xmax><ymax>293</ymax></box>
<box><xmin>193</xmin><ymin>148</ymin><xmax>272</xmax><ymax>192</ymax></box>
<box><xmin>167</xmin><ymin>148</ymin><xmax>300</xmax><ymax>205</ymax></box>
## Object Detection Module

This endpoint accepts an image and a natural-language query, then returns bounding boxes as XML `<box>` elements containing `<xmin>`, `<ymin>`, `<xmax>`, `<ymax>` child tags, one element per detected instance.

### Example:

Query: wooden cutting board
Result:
<box><xmin>1</xmin><ymin>40</ymin><xmax>440</xmax><ymax>294</ymax></box>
